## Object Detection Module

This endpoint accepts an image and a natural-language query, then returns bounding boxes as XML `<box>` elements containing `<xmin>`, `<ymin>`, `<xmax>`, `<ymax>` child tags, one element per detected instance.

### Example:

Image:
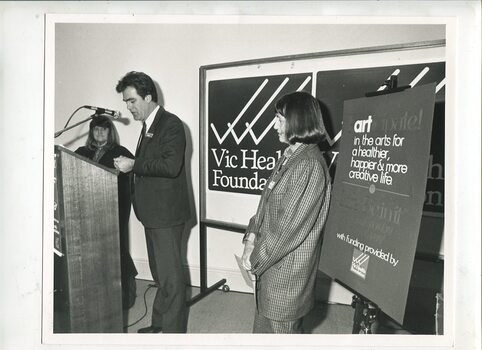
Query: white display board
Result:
<box><xmin>200</xmin><ymin>41</ymin><xmax>445</xmax><ymax>228</ymax></box>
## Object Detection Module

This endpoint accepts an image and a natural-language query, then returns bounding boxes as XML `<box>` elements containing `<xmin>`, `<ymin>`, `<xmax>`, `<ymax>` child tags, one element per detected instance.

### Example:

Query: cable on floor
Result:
<box><xmin>124</xmin><ymin>284</ymin><xmax>157</xmax><ymax>330</ymax></box>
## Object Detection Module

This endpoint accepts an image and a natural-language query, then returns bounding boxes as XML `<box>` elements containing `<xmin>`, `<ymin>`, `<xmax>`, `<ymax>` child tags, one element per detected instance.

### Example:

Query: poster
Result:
<box><xmin>319</xmin><ymin>83</ymin><xmax>436</xmax><ymax>323</ymax></box>
<box><xmin>208</xmin><ymin>73</ymin><xmax>312</xmax><ymax>194</ymax></box>
<box><xmin>315</xmin><ymin>62</ymin><xmax>445</xmax><ymax>214</ymax></box>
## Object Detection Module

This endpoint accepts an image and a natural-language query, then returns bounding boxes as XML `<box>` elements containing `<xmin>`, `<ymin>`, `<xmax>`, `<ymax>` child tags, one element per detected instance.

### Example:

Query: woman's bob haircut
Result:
<box><xmin>274</xmin><ymin>91</ymin><xmax>326</xmax><ymax>145</ymax></box>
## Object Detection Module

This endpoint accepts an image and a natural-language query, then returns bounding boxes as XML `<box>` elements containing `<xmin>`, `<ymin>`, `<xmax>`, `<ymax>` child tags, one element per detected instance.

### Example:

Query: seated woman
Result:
<box><xmin>75</xmin><ymin>115</ymin><xmax>138</xmax><ymax>310</ymax></box>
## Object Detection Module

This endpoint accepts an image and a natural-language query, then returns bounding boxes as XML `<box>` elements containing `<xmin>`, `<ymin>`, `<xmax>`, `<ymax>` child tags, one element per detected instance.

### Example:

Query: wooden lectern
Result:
<box><xmin>54</xmin><ymin>145</ymin><xmax>123</xmax><ymax>333</ymax></box>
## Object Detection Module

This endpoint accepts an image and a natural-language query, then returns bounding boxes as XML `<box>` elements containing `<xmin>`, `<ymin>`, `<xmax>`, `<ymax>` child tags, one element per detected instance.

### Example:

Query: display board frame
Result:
<box><xmin>200</xmin><ymin>39</ymin><xmax>445</xmax><ymax>231</ymax></box>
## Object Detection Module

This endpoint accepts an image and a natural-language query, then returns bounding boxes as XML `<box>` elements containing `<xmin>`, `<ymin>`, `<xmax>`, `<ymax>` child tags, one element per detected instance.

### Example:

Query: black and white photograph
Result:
<box><xmin>0</xmin><ymin>1</ymin><xmax>480</xmax><ymax>350</ymax></box>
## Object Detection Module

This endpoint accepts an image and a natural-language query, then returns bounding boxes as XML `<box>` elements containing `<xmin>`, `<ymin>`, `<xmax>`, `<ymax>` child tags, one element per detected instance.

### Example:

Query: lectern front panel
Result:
<box><xmin>54</xmin><ymin>146</ymin><xmax>122</xmax><ymax>333</ymax></box>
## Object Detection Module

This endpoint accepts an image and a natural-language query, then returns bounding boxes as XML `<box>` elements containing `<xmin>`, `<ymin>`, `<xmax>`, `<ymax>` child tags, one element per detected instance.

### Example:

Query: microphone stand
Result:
<box><xmin>54</xmin><ymin>113</ymin><xmax>97</xmax><ymax>138</ymax></box>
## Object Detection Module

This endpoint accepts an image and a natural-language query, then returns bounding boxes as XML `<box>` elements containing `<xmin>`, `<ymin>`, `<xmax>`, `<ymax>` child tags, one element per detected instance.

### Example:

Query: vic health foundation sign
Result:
<box><xmin>207</xmin><ymin>73</ymin><xmax>312</xmax><ymax>194</ymax></box>
<box><xmin>319</xmin><ymin>84</ymin><xmax>436</xmax><ymax>324</ymax></box>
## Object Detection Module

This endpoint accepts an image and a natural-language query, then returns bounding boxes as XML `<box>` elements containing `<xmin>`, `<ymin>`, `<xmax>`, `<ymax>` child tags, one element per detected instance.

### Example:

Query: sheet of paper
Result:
<box><xmin>234</xmin><ymin>254</ymin><xmax>255</xmax><ymax>290</ymax></box>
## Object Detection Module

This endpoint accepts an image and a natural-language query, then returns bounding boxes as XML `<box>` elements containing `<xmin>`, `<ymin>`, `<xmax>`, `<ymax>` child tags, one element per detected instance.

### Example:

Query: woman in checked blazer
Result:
<box><xmin>242</xmin><ymin>91</ymin><xmax>332</xmax><ymax>333</ymax></box>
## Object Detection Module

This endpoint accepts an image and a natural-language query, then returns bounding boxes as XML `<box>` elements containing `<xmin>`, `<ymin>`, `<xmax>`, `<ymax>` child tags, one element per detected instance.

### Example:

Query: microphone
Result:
<box><xmin>83</xmin><ymin>105</ymin><xmax>121</xmax><ymax>119</ymax></box>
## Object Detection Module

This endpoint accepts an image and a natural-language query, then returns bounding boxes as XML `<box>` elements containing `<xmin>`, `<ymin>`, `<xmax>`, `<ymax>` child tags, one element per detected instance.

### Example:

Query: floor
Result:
<box><xmin>124</xmin><ymin>279</ymin><xmax>410</xmax><ymax>334</ymax></box>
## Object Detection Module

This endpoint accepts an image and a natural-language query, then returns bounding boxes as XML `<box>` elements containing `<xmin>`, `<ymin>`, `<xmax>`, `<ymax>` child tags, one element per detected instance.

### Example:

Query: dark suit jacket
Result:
<box><xmin>247</xmin><ymin>143</ymin><xmax>331</xmax><ymax>321</ymax></box>
<box><xmin>132</xmin><ymin>106</ymin><xmax>191</xmax><ymax>228</ymax></box>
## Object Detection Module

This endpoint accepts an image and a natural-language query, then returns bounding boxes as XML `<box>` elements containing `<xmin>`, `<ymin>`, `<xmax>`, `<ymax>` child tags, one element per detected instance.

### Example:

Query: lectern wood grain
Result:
<box><xmin>54</xmin><ymin>146</ymin><xmax>123</xmax><ymax>333</ymax></box>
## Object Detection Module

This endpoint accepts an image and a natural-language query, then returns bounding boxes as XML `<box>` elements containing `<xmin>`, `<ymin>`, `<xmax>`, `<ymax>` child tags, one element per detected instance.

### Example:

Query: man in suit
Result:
<box><xmin>114</xmin><ymin>71</ymin><xmax>191</xmax><ymax>333</ymax></box>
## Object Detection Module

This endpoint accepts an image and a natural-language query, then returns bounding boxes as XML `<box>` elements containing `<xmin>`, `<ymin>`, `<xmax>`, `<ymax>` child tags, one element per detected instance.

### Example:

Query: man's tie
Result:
<box><xmin>132</xmin><ymin>122</ymin><xmax>146</xmax><ymax>192</ymax></box>
<box><xmin>135</xmin><ymin>122</ymin><xmax>146</xmax><ymax>157</ymax></box>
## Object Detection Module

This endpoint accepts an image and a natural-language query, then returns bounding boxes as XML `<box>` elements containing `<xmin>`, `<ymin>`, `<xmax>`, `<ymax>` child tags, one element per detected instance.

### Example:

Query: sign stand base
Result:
<box><xmin>351</xmin><ymin>295</ymin><xmax>380</xmax><ymax>334</ymax></box>
<box><xmin>187</xmin><ymin>220</ymin><xmax>246</xmax><ymax>305</ymax></box>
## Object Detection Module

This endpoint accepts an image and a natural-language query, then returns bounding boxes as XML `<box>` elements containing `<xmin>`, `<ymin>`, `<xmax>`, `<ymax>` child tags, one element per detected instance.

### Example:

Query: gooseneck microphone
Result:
<box><xmin>83</xmin><ymin>105</ymin><xmax>121</xmax><ymax>119</ymax></box>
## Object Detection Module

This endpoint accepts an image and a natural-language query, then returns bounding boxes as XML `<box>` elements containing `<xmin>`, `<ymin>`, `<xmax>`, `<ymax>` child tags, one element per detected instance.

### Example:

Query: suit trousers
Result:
<box><xmin>145</xmin><ymin>224</ymin><xmax>187</xmax><ymax>333</ymax></box>
<box><xmin>253</xmin><ymin>310</ymin><xmax>303</xmax><ymax>334</ymax></box>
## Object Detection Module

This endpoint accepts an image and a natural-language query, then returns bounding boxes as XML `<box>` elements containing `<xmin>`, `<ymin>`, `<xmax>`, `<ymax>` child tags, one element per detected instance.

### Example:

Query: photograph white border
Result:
<box><xmin>44</xmin><ymin>13</ymin><xmax>454</xmax><ymax>348</ymax></box>
<box><xmin>0</xmin><ymin>1</ymin><xmax>478</xmax><ymax>350</ymax></box>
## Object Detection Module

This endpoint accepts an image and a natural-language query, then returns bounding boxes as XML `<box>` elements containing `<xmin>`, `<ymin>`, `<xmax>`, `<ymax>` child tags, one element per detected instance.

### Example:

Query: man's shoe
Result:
<box><xmin>137</xmin><ymin>325</ymin><xmax>162</xmax><ymax>333</ymax></box>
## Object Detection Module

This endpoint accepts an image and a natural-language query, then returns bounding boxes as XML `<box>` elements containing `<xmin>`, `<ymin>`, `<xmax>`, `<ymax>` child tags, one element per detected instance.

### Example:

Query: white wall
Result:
<box><xmin>53</xmin><ymin>21</ymin><xmax>445</xmax><ymax>298</ymax></box>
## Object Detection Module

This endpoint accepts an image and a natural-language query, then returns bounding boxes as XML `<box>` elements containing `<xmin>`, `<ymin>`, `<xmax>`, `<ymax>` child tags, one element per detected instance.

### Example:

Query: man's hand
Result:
<box><xmin>114</xmin><ymin>156</ymin><xmax>135</xmax><ymax>173</ymax></box>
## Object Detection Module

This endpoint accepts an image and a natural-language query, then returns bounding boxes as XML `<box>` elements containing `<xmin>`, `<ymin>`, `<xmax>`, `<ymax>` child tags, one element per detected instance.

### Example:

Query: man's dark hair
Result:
<box><xmin>115</xmin><ymin>71</ymin><xmax>158</xmax><ymax>103</ymax></box>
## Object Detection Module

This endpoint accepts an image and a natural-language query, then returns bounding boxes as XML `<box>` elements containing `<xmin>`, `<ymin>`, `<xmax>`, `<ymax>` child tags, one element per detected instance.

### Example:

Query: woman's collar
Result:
<box><xmin>94</xmin><ymin>141</ymin><xmax>108</xmax><ymax>148</ymax></box>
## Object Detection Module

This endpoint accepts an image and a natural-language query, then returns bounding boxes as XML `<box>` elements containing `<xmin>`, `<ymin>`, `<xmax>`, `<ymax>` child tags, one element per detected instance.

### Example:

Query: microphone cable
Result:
<box><xmin>123</xmin><ymin>283</ymin><xmax>157</xmax><ymax>331</ymax></box>
<box><xmin>61</xmin><ymin>105</ymin><xmax>85</xmax><ymax>130</ymax></box>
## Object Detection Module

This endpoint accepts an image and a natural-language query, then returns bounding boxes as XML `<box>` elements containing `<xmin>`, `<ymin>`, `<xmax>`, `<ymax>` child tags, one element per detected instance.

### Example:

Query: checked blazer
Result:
<box><xmin>132</xmin><ymin>106</ymin><xmax>191</xmax><ymax>228</ymax></box>
<box><xmin>246</xmin><ymin>143</ymin><xmax>331</xmax><ymax>321</ymax></box>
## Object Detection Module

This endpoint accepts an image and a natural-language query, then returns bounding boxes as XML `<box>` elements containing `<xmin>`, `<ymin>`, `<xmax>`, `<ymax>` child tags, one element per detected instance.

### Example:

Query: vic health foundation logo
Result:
<box><xmin>207</xmin><ymin>73</ymin><xmax>312</xmax><ymax>195</ymax></box>
<box><xmin>351</xmin><ymin>248</ymin><xmax>369</xmax><ymax>279</ymax></box>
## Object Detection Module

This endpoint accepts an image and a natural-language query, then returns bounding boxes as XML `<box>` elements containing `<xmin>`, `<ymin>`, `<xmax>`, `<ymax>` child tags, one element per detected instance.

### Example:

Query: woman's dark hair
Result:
<box><xmin>115</xmin><ymin>71</ymin><xmax>158</xmax><ymax>103</ymax></box>
<box><xmin>274</xmin><ymin>91</ymin><xmax>326</xmax><ymax>144</ymax></box>
<box><xmin>85</xmin><ymin>115</ymin><xmax>119</xmax><ymax>150</ymax></box>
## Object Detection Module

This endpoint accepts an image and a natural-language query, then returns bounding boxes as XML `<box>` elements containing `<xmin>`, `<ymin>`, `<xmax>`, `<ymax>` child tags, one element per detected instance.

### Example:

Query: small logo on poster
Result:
<box><xmin>351</xmin><ymin>248</ymin><xmax>369</xmax><ymax>279</ymax></box>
